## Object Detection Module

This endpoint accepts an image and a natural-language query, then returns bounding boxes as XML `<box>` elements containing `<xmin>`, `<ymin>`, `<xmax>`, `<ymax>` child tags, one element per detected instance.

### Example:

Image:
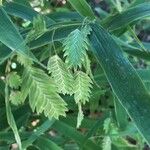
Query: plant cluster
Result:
<box><xmin>0</xmin><ymin>0</ymin><xmax>150</xmax><ymax>150</ymax></box>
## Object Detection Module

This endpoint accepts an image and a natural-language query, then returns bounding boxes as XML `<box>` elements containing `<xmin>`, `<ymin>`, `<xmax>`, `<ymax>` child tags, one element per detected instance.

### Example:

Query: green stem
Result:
<box><xmin>5</xmin><ymin>82</ymin><xmax>22</xmax><ymax>150</ymax></box>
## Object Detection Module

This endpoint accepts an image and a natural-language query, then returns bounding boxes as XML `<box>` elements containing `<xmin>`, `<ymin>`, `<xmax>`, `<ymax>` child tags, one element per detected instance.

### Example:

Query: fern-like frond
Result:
<box><xmin>102</xmin><ymin>136</ymin><xmax>111</xmax><ymax>150</ymax></box>
<box><xmin>47</xmin><ymin>55</ymin><xmax>74</xmax><ymax>95</ymax></box>
<box><xmin>81</xmin><ymin>25</ymin><xmax>92</xmax><ymax>37</ymax></box>
<box><xmin>74</xmin><ymin>71</ymin><xmax>93</xmax><ymax>104</ymax></box>
<box><xmin>22</xmin><ymin>67</ymin><xmax>68</xmax><ymax>119</ymax></box>
<box><xmin>63</xmin><ymin>29</ymin><xmax>89</xmax><ymax>69</ymax></box>
<box><xmin>17</xmin><ymin>53</ymin><xmax>33</xmax><ymax>67</ymax></box>
<box><xmin>10</xmin><ymin>91</ymin><xmax>22</xmax><ymax>105</ymax></box>
<box><xmin>7</xmin><ymin>72</ymin><xmax>22</xmax><ymax>89</ymax></box>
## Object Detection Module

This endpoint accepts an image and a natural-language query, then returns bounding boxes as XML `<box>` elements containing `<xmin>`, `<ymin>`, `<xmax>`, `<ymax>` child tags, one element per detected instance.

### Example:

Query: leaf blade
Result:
<box><xmin>89</xmin><ymin>23</ymin><xmax>150</xmax><ymax>145</ymax></box>
<box><xmin>0</xmin><ymin>7</ymin><xmax>27</xmax><ymax>54</ymax></box>
<box><xmin>103</xmin><ymin>2</ymin><xmax>150</xmax><ymax>31</ymax></box>
<box><xmin>68</xmin><ymin>0</ymin><xmax>95</xmax><ymax>19</ymax></box>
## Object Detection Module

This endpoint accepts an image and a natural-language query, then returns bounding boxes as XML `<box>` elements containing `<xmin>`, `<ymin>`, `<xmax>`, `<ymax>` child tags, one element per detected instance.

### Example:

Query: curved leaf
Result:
<box><xmin>0</xmin><ymin>7</ymin><xmax>28</xmax><ymax>54</ymax></box>
<box><xmin>53</xmin><ymin>120</ymin><xmax>101</xmax><ymax>150</ymax></box>
<box><xmin>89</xmin><ymin>23</ymin><xmax>150</xmax><ymax>145</ymax></box>
<box><xmin>103</xmin><ymin>3</ymin><xmax>150</xmax><ymax>31</ymax></box>
<box><xmin>3</xmin><ymin>2</ymin><xmax>54</xmax><ymax>24</ymax></box>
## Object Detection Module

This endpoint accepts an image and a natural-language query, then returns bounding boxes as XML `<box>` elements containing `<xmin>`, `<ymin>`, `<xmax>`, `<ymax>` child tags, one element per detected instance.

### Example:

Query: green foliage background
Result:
<box><xmin>0</xmin><ymin>0</ymin><xmax>150</xmax><ymax>150</ymax></box>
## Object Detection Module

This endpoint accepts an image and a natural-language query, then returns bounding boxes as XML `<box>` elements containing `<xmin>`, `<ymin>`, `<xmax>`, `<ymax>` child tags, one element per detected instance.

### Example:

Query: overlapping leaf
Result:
<box><xmin>48</xmin><ymin>55</ymin><xmax>74</xmax><ymax>95</ymax></box>
<box><xmin>22</xmin><ymin>67</ymin><xmax>68</xmax><ymax>119</ymax></box>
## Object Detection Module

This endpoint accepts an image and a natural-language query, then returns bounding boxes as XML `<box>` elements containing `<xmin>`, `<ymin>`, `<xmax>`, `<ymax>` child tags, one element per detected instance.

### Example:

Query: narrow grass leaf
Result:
<box><xmin>22</xmin><ymin>119</ymin><xmax>55</xmax><ymax>149</ymax></box>
<box><xmin>5</xmin><ymin>83</ymin><xmax>22</xmax><ymax>149</ymax></box>
<box><xmin>103</xmin><ymin>2</ymin><xmax>150</xmax><ymax>31</ymax></box>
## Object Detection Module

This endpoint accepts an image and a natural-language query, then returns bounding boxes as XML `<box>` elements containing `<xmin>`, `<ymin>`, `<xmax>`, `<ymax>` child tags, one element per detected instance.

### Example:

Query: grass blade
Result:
<box><xmin>22</xmin><ymin>119</ymin><xmax>55</xmax><ymax>149</ymax></box>
<box><xmin>103</xmin><ymin>2</ymin><xmax>150</xmax><ymax>31</ymax></box>
<box><xmin>5</xmin><ymin>83</ymin><xmax>22</xmax><ymax>149</ymax></box>
<box><xmin>89</xmin><ymin>23</ymin><xmax>150</xmax><ymax>145</ymax></box>
<box><xmin>3</xmin><ymin>2</ymin><xmax>55</xmax><ymax>24</ymax></box>
<box><xmin>34</xmin><ymin>137</ymin><xmax>63</xmax><ymax>150</ymax></box>
<box><xmin>52</xmin><ymin>120</ymin><xmax>101</xmax><ymax>150</ymax></box>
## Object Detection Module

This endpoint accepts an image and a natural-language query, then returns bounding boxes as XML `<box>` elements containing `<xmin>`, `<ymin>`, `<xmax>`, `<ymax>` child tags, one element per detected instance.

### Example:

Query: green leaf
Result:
<box><xmin>26</xmin><ymin>15</ymin><xmax>46</xmax><ymax>43</ymax></box>
<box><xmin>48</xmin><ymin>11</ymin><xmax>82</xmax><ymax>22</ymax></box>
<box><xmin>0</xmin><ymin>44</ymin><xmax>12</xmax><ymax>64</ymax></box>
<box><xmin>17</xmin><ymin>53</ymin><xmax>33</xmax><ymax>67</ymax></box>
<box><xmin>3</xmin><ymin>2</ymin><xmax>54</xmax><ymax>24</ymax></box>
<box><xmin>52</xmin><ymin>120</ymin><xmax>101</xmax><ymax>150</ymax></box>
<box><xmin>47</xmin><ymin>55</ymin><xmax>74</xmax><ymax>95</ymax></box>
<box><xmin>9</xmin><ymin>91</ymin><xmax>22</xmax><ymax>106</ymax></box>
<box><xmin>7</xmin><ymin>72</ymin><xmax>22</xmax><ymax>89</ymax></box>
<box><xmin>124</xmin><ymin>42</ymin><xmax>150</xmax><ymax>60</ymax></box>
<box><xmin>103</xmin><ymin>2</ymin><xmax>150</xmax><ymax>31</ymax></box>
<box><xmin>74</xmin><ymin>71</ymin><xmax>93</xmax><ymax>104</ymax></box>
<box><xmin>89</xmin><ymin>23</ymin><xmax>150</xmax><ymax>145</ymax></box>
<box><xmin>22</xmin><ymin>119</ymin><xmax>55</xmax><ymax>149</ymax></box>
<box><xmin>63</xmin><ymin>29</ymin><xmax>89</xmax><ymax>69</ymax></box>
<box><xmin>5</xmin><ymin>83</ymin><xmax>22</xmax><ymax>149</ymax></box>
<box><xmin>34</xmin><ymin>137</ymin><xmax>63</xmax><ymax>150</ymax></box>
<box><xmin>68</xmin><ymin>0</ymin><xmax>95</xmax><ymax>19</ymax></box>
<box><xmin>22</xmin><ymin>67</ymin><xmax>68</xmax><ymax>119</ymax></box>
<box><xmin>29</xmin><ymin>22</ymin><xmax>81</xmax><ymax>49</ymax></box>
<box><xmin>0</xmin><ymin>7</ymin><xmax>28</xmax><ymax>55</ymax></box>
<box><xmin>103</xmin><ymin>118</ymin><xmax>111</xmax><ymax>134</ymax></box>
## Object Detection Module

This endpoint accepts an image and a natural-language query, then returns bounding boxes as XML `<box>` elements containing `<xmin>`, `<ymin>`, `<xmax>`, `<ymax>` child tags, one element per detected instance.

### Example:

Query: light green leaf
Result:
<box><xmin>26</xmin><ymin>15</ymin><xmax>46</xmax><ymax>43</ymax></box>
<box><xmin>22</xmin><ymin>67</ymin><xmax>68</xmax><ymax>119</ymax></box>
<box><xmin>47</xmin><ymin>55</ymin><xmax>74</xmax><ymax>95</ymax></box>
<box><xmin>102</xmin><ymin>136</ymin><xmax>111</xmax><ymax>150</ymax></box>
<box><xmin>10</xmin><ymin>91</ymin><xmax>22</xmax><ymax>106</ymax></box>
<box><xmin>76</xmin><ymin>102</ymin><xmax>84</xmax><ymax>128</ymax></box>
<box><xmin>74</xmin><ymin>71</ymin><xmax>93</xmax><ymax>104</ymax></box>
<box><xmin>7</xmin><ymin>72</ymin><xmax>22</xmax><ymax>89</ymax></box>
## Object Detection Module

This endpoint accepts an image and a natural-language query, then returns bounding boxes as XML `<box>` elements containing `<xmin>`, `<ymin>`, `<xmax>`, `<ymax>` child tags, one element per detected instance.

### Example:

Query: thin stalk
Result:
<box><xmin>128</xmin><ymin>26</ymin><xmax>147</xmax><ymax>52</ymax></box>
<box><xmin>5</xmin><ymin>60</ymin><xmax>22</xmax><ymax>150</ymax></box>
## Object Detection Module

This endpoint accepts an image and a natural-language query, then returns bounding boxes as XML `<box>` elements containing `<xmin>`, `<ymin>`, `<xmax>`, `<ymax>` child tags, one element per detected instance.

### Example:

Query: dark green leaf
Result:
<box><xmin>103</xmin><ymin>3</ymin><xmax>150</xmax><ymax>31</ymax></box>
<box><xmin>68</xmin><ymin>0</ymin><xmax>95</xmax><ymax>19</ymax></box>
<box><xmin>0</xmin><ymin>7</ymin><xmax>28</xmax><ymax>54</ymax></box>
<box><xmin>89</xmin><ymin>23</ymin><xmax>150</xmax><ymax>145</ymax></box>
<box><xmin>52</xmin><ymin>120</ymin><xmax>101</xmax><ymax>150</ymax></box>
<box><xmin>3</xmin><ymin>2</ymin><xmax>54</xmax><ymax>24</ymax></box>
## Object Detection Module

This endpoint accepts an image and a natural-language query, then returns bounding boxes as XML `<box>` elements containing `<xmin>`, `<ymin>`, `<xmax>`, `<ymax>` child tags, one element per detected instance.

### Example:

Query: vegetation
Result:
<box><xmin>0</xmin><ymin>0</ymin><xmax>150</xmax><ymax>149</ymax></box>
